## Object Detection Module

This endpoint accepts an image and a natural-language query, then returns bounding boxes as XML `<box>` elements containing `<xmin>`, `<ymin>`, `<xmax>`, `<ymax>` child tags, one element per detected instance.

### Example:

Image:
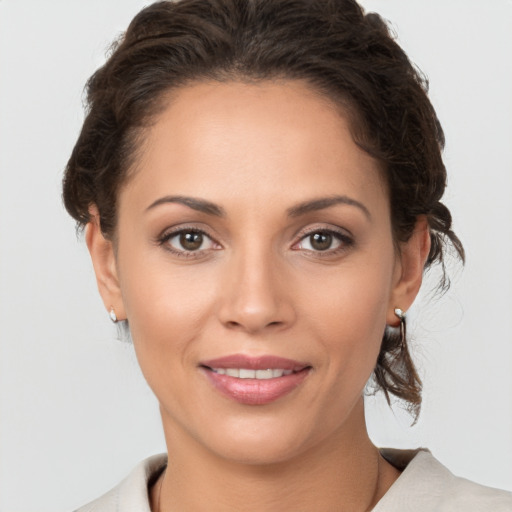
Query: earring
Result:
<box><xmin>394</xmin><ymin>307</ymin><xmax>406</xmax><ymax>346</ymax></box>
<box><xmin>109</xmin><ymin>307</ymin><xmax>118</xmax><ymax>323</ymax></box>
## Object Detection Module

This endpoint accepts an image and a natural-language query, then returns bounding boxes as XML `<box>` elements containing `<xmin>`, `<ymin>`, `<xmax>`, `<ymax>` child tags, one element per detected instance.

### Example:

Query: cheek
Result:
<box><xmin>116</xmin><ymin>246</ymin><xmax>219</xmax><ymax>378</ymax></box>
<box><xmin>299</xmin><ymin>257</ymin><xmax>394</xmax><ymax>378</ymax></box>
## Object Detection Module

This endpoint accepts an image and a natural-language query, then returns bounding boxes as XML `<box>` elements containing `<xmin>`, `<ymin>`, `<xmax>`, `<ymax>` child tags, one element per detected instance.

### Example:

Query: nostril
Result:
<box><xmin>224</xmin><ymin>319</ymin><xmax>283</xmax><ymax>331</ymax></box>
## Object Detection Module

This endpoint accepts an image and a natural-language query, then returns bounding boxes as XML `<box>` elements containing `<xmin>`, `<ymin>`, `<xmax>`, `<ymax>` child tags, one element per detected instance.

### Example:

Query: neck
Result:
<box><xmin>155</xmin><ymin>399</ymin><xmax>400</xmax><ymax>512</ymax></box>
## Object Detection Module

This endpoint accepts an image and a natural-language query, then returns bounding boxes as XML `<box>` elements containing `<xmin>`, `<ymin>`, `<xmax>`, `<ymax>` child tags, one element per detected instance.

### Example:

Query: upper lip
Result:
<box><xmin>200</xmin><ymin>354</ymin><xmax>310</xmax><ymax>371</ymax></box>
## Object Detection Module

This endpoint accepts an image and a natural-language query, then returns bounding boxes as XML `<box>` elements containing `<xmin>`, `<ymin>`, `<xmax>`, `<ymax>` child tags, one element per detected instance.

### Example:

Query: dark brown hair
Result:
<box><xmin>62</xmin><ymin>0</ymin><xmax>464</xmax><ymax>418</ymax></box>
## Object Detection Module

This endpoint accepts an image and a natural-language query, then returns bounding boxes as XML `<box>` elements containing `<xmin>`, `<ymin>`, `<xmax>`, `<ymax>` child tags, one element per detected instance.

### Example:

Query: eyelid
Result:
<box><xmin>157</xmin><ymin>222</ymin><xmax>217</xmax><ymax>241</ymax></box>
<box><xmin>293</xmin><ymin>223</ymin><xmax>353</xmax><ymax>242</ymax></box>
<box><xmin>156</xmin><ymin>224</ymin><xmax>222</xmax><ymax>256</ymax></box>
<box><xmin>291</xmin><ymin>225</ymin><xmax>355</xmax><ymax>253</ymax></box>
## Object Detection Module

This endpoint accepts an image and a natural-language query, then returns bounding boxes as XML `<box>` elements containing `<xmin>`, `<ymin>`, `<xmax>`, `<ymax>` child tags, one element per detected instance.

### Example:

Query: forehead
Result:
<box><xmin>123</xmin><ymin>80</ymin><xmax>387</xmax><ymax>214</ymax></box>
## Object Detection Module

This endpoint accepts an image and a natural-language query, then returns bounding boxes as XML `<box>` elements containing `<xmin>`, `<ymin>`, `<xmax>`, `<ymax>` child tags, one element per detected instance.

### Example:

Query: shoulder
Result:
<box><xmin>74</xmin><ymin>454</ymin><xmax>167</xmax><ymax>512</ymax></box>
<box><xmin>375</xmin><ymin>448</ymin><xmax>512</xmax><ymax>512</ymax></box>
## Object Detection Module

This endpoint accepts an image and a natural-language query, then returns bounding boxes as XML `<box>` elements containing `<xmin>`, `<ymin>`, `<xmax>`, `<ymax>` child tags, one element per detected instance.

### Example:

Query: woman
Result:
<box><xmin>62</xmin><ymin>0</ymin><xmax>512</xmax><ymax>510</ymax></box>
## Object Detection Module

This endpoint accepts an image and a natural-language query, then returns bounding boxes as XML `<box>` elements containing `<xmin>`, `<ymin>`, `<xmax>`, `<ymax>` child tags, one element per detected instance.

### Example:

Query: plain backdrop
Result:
<box><xmin>1</xmin><ymin>1</ymin><xmax>511</xmax><ymax>510</ymax></box>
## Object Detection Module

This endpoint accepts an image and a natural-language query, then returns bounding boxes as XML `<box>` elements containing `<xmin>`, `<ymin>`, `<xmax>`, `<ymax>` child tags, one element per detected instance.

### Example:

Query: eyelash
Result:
<box><xmin>156</xmin><ymin>226</ymin><xmax>354</xmax><ymax>258</ymax></box>
<box><xmin>292</xmin><ymin>227</ymin><xmax>354</xmax><ymax>257</ymax></box>
<box><xmin>157</xmin><ymin>226</ymin><xmax>220</xmax><ymax>259</ymax></box>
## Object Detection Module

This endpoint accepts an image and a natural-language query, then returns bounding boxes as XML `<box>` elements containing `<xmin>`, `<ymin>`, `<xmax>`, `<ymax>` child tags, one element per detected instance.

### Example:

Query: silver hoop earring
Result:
<box><xmin>109</xmin><ymin>307</ymin><xmax>118</xmax><ymax>323</ymax></box>
<box><xmin>394</xmin><ymin>308</ymin><xmax>406</xmax><ymax>346</ymax></box>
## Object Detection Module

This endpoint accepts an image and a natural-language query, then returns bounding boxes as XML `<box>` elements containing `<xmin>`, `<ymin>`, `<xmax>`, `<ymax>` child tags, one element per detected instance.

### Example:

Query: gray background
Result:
<box><xmin>1</xmin><ymin>1</ymin><xmax>511</xmax><ymax>510</ymax></box>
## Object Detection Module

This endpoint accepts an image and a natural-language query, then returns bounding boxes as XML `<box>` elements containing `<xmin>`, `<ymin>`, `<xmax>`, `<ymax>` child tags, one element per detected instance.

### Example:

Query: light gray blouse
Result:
<box><xmin>75</xmin><ymin>449</ymin><xmax>512</xmax><ymax>511</ymax></box>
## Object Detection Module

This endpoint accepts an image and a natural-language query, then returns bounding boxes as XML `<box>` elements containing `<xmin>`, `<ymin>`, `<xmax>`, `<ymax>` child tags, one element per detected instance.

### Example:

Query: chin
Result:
<box><xmin>211</xmin><ymin>437</ymin><xmax>306</xmax><ymax>466</ymax></box>
<box><xmin>195</xmin><ymin>414</ymin><xmax>324</xmax><ymax>466</ymax></box>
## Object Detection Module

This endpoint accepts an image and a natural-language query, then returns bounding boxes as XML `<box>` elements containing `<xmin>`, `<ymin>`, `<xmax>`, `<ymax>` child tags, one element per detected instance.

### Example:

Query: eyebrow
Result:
<box><xmin>145</xmin><ymin>195</ymin><xmax>226</xmax><ymax>217</ymax></box>
<box><xmin>145</xmin><ymin>194</ymin><xmax>370</xmax><ymax>219</ymax></box>
<box><xmin>287</xmin><ymin>195</ymin><xmax>371</xmax><ymax>220</ymax></box>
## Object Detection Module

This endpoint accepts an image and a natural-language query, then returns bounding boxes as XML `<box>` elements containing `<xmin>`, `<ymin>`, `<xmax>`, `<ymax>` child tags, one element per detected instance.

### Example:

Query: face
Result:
<box><xmin>90</xmin><ymin>80</ymin><xmax>425</xmax><ymax>464</ymax></box>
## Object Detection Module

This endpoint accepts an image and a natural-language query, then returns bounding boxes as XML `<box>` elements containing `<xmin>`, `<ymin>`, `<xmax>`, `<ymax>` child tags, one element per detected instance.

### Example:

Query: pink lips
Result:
<box><xmin>200</xmin><ymin>355</ymin><xmax>311</xmax><ymax>405</ymax></box>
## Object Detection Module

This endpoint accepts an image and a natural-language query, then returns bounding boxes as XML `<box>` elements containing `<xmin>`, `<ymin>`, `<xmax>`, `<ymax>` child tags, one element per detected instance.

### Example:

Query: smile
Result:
<box><xmin>200</xmin><ymin>355</ymin><xmax>311</xmax><ymax>405</ymax></box>
<box><xmin>210</xmin><ymin>368</ymin><xmax>293</xmax><ymax>379</ymax></box>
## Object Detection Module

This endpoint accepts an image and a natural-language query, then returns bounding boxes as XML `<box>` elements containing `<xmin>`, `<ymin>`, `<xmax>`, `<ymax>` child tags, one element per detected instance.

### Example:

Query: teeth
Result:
<box><xmin>212</xmin><ymin>368</ymin><xmax>295</xmax><ymax>379</ymax></box>
<box><xmin>239</xmin><ymin>369</ymin><xmax>255</xmax><ymax>378</ymax></box>
<box><xmin>256</xmin><ymin>369</ymin><xmax>273</xmax><ymax>379</ymax></box>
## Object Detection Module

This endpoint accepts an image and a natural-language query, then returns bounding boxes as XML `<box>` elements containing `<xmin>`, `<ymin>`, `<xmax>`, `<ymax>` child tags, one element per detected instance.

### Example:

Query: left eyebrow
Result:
<box><xmin>287</xmin><ymin>195</ymin><xmax>371</xmax><ymax>220</ymax></box>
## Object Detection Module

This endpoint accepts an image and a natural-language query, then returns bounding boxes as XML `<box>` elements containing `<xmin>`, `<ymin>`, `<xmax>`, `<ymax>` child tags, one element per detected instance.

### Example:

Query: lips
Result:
<box><xmin>200</xmin><ymin>355</ymin><xmax>311</xmax><ymax>405</ymax></box>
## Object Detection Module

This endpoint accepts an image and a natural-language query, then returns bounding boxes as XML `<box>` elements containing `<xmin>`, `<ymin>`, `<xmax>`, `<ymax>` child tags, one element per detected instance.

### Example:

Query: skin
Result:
<box><xmin>87</xmin><ymin>80</ymin><xmax>430</xmax><ymax>511</ymax></box>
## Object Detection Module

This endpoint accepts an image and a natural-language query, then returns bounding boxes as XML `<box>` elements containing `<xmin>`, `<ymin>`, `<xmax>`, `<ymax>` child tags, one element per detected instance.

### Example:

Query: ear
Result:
<box><xmin>85</xmin><ymin>205</ymin><xmax>126</xmax><ymax>321</ymax></box>
<box><xmin>387</xmin><ymin>216</ymin><xmax>431</xmax><ymax>326</ymax></box>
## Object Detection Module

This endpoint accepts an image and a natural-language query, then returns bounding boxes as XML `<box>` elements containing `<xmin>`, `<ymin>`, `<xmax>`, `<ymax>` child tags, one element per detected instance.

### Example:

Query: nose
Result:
<box><xmin>217</xmin><ymin>247</ymin><xmax>296</xmax><ymax>334</ymax></box>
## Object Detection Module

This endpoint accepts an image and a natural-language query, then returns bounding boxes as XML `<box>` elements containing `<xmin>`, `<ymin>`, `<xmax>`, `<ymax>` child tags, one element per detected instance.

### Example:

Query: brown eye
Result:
<box><xmin>309</xmin><ymin>232</ymin><xmax>333</xmax><ymax>251</ymax></box>
<box><xmin>164</xmin><ymin>229</ymin><xmax>218</xmax><ymax>254</ymax></box>
<box><xmin>180</xmin><ymin>232</ymin><xmax>203</xmax><ymax>251</ymax></box>
<box><xmin>294</xmin><ymin>229</ymin><xmax>349</xmax><ymax>254</ymax></box>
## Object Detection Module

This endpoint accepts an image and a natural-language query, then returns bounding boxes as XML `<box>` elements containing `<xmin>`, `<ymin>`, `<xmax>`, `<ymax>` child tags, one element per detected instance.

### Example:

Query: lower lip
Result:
<box><xmin>203</xmin><ymin>368</ymin><xmax>310</xmax><ymax>405</ymax></box>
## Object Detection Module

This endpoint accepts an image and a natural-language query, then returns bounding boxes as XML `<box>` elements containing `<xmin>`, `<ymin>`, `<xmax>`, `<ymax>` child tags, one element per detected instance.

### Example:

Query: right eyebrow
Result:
<box><xmin>145</xmin><ymin>195</ymin><xmax>226</xmax><ymax>217</ymax></box>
